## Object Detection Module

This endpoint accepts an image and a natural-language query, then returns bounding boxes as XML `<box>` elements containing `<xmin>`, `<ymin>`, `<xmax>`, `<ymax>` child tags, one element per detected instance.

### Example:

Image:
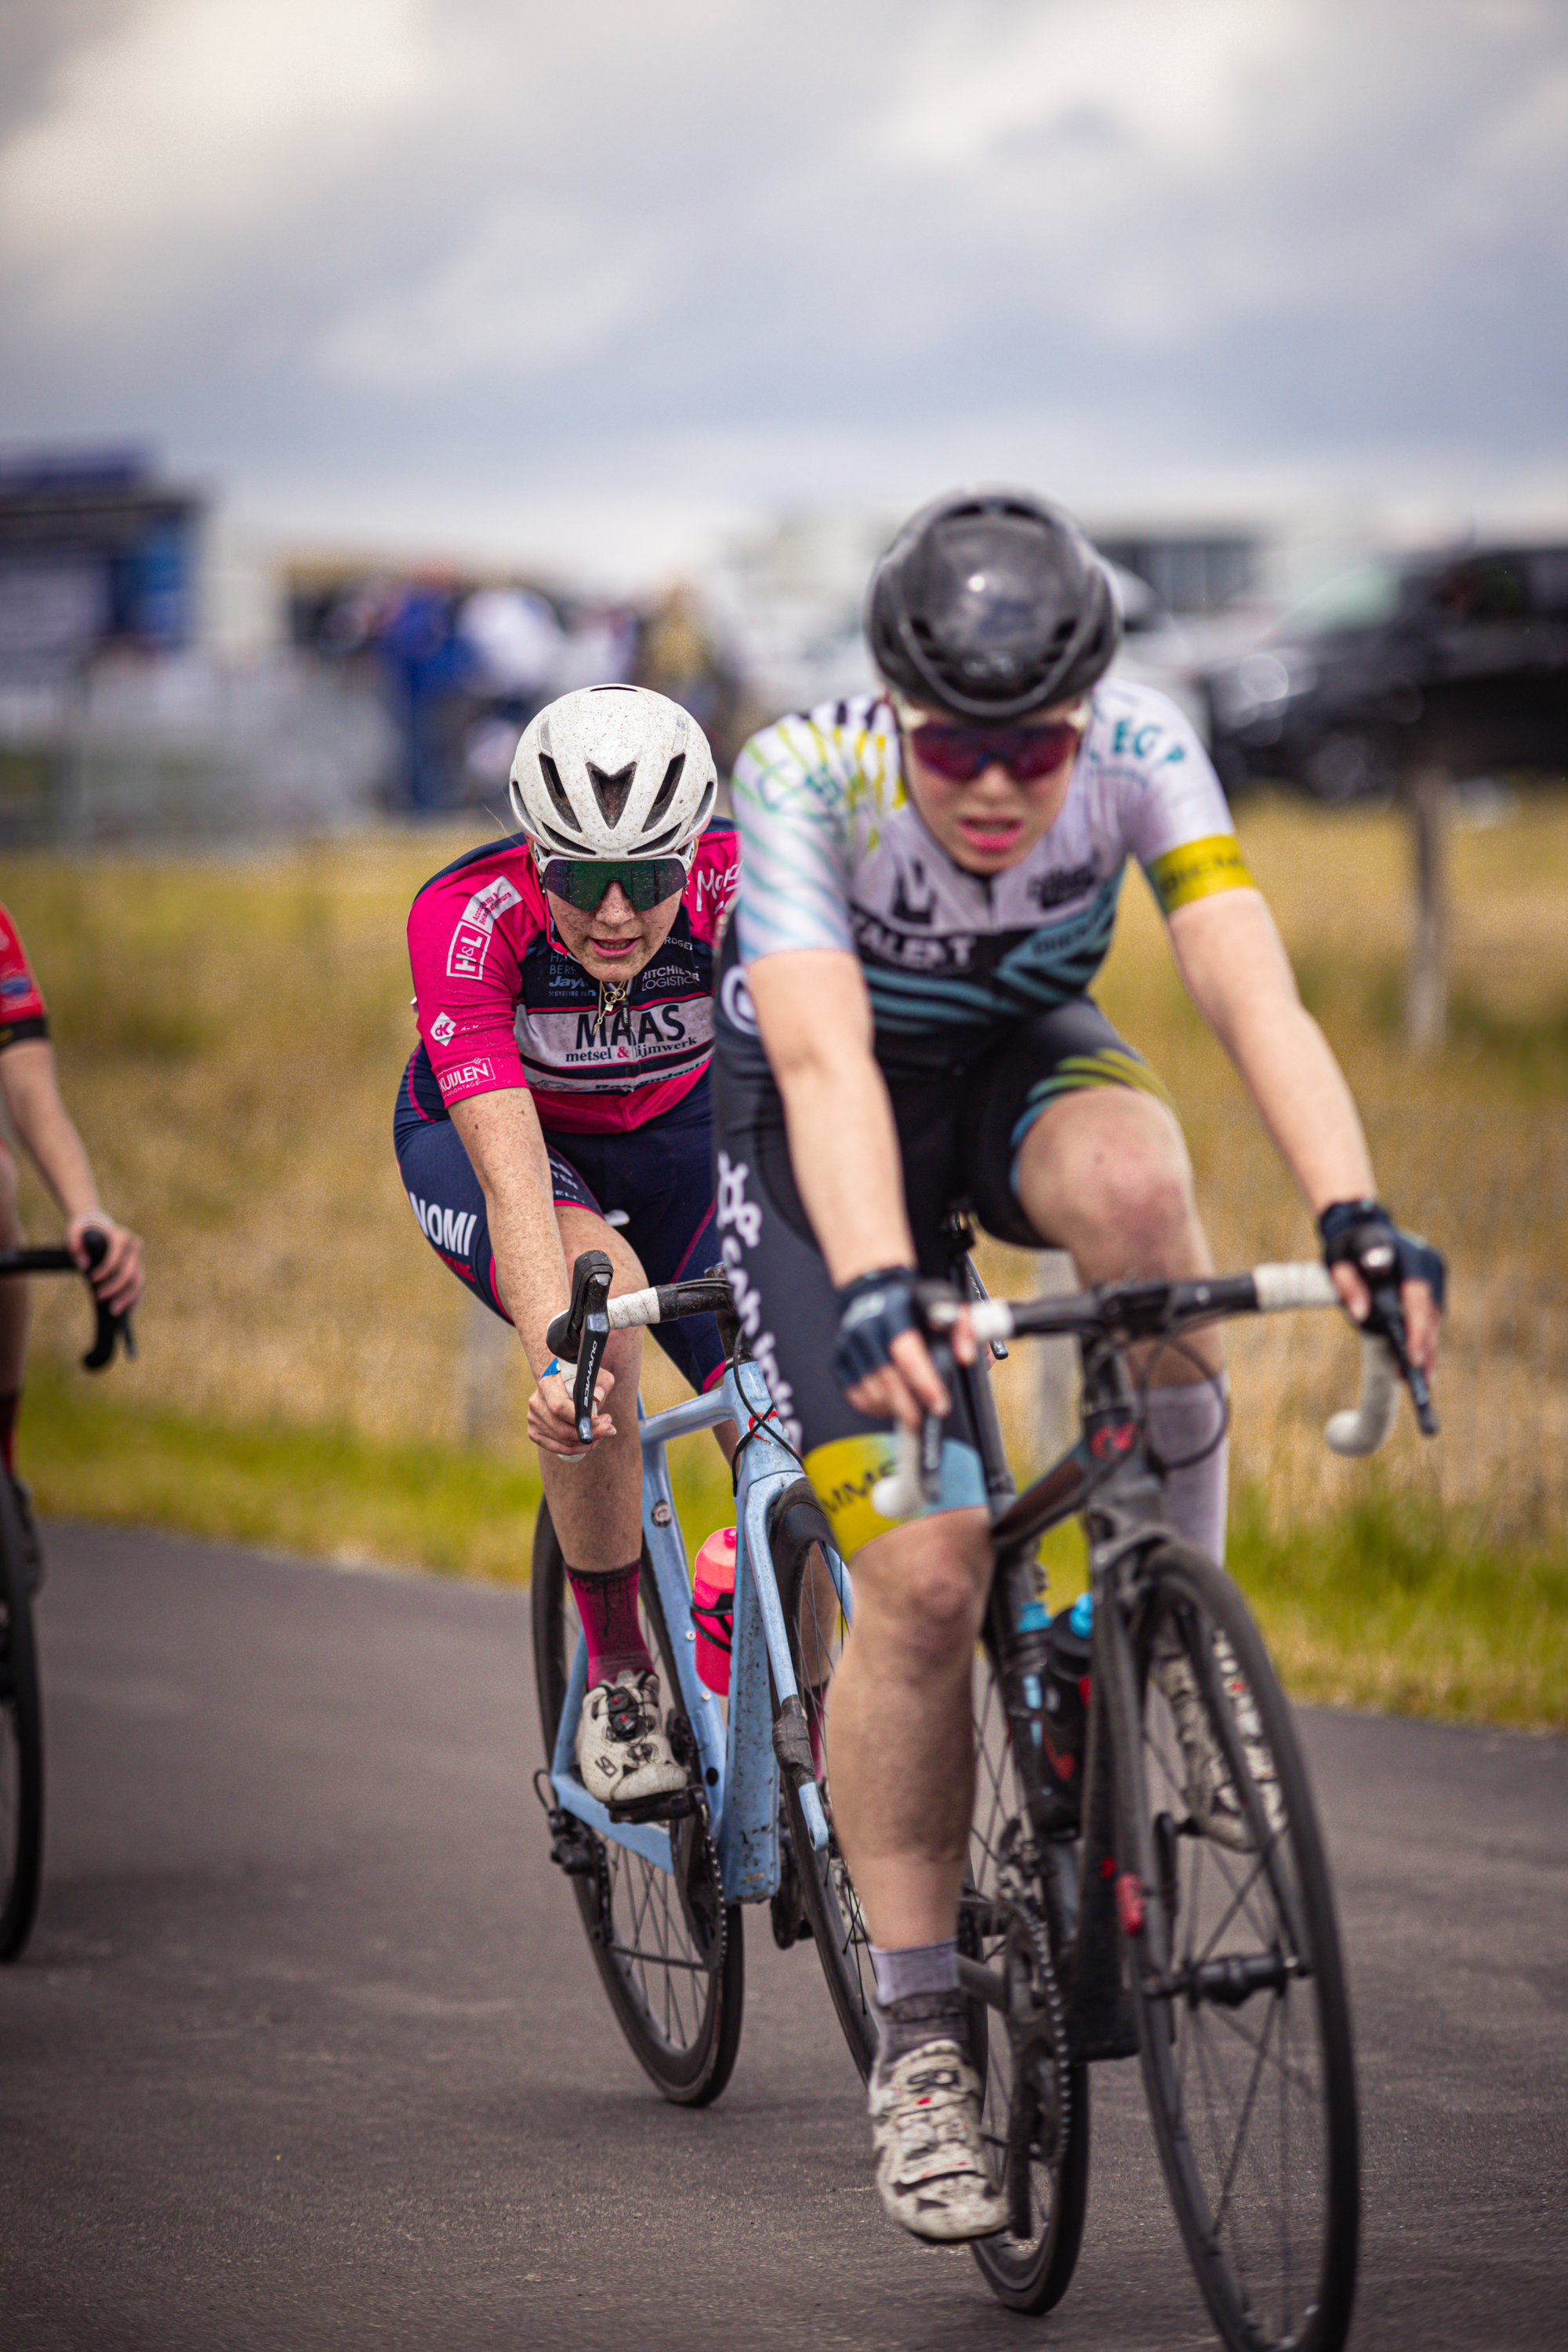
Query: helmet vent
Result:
<box><xmin>644</xmin><ymin>752</ymin><xmax>686</xmax><ymax>833</ymax></box>
<box><xmin>537</xmin><ymin>752</ymin><xmax>583</xmax><ymax>836</ymax></box>
<box><xmin>587</xmin><ymin>760</ymin><xmax>637</xmax><ymax>827</ymax></box>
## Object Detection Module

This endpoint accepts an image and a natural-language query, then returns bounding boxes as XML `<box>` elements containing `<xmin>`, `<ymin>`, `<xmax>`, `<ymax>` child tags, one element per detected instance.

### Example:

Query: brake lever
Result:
<box><xmin>1367</xmin><ymin>1279</ymin><xmax>1439</xmax><ymax>1438</ymax></box>
<box><xmin>542</xmin><ymin>1250</ymin><xmax>616</xmax><ymax>1446</ymax></box>
<box><xmin>78</xmin><ymin>1228</ymin><xmax>135</xmax><ymax>1371</ymax></box>
<box><xmin>573</xmin><ymin>1289</ymin><xmax>612</xmax><ymax>1444</ymax></box>
<box><xmin>917</xmin><ymin>1338</ymin><xmax>954</xmax><ymax>1504</ymax></box>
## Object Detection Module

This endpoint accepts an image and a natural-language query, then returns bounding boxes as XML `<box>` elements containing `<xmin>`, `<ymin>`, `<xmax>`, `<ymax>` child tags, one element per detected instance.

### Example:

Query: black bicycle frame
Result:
<box><xmin>949</xmin><ymin>1272</ymin><xmax>1178</xmax><ymax>2067</ymax></box>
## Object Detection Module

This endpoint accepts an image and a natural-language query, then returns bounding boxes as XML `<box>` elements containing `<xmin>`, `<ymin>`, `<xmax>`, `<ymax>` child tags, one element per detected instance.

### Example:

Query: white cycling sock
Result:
<box><xmin>1145</xmin><ymin>1377</ymin><xmax>1230</xmax><ymax>1565</ymax></box>
<box><xmin>869</xmin><ymin>1939</ymin><xmax>965</xmax><ymax>2067</ymax></box>
<box><xmin>870</xmin><ymin>1938</ymin><xmax>960</xmax><ymax>2003</ymax></box>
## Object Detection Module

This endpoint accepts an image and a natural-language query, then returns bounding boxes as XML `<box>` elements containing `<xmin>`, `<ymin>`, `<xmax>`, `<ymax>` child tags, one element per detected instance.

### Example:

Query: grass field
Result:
<box><xmin>5</xmin><ymin>787</ymin><xmax>1566</xmax><ymax>1728</ymax></box>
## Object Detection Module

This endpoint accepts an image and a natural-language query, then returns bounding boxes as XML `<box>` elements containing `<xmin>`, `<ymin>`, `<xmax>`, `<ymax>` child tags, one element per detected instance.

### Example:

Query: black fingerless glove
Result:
<box><xmin>1318</xmin><ymin>1199</ymin><xmax>1446</xmax><ymax>1315</ymax></box>
<box><xmin>829</xmin><ymin>1265</ymin><xmax>920</xmax><ymax>1390</ymax></box>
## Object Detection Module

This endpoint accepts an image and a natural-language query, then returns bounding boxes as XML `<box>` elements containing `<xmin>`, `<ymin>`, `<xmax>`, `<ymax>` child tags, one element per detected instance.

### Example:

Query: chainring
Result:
<box><xmin>670</xmin><ymin>1813</ymin><xmax>728</xmax><ymax>1973</ymax></box>
<box><xmin>992</xmin><ymin>1835</ymin><xmax>1073</xmax><ymax>2194</ymax></box>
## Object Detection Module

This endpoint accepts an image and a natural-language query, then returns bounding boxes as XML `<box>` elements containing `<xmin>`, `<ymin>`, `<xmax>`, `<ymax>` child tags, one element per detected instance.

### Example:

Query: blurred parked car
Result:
<box><xmin>1103</xmin><ymin>562</ymin><xmax>1206</xmax><ymax>736</ymax></box>
<box><xmin>1200</xmin><ymin>546</ymin><xmax>1568</xmax><ymax>800</ymax></box>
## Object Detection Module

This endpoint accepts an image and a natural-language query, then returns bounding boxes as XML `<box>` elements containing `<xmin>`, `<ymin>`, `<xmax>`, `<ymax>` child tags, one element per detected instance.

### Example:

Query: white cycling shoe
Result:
<box><xmin>575</xmin><ymin>1669</ymin><xmax>688</xmax><ymax>1813</ymax></box>
<box><xmin>1156</xmin><ymin>1634</ymin><xmax>1285</xmax><ymax>1854</ymax></box>
<box><xmin>869</xmin><ymin>2040</ymin><xmax>1009</xmax><ymax>2243</ymax></box>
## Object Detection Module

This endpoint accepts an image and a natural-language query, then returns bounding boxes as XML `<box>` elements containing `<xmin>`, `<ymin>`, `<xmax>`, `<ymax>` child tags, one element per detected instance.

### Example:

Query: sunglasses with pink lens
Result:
<box><xmin>907</xmin><ymin>715</ymin><xmax>1086</xmax><ymax>785</ymax></box>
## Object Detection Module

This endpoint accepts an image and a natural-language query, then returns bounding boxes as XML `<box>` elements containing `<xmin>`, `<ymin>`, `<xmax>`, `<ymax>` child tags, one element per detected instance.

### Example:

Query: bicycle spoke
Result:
<box><xmin>1126</xmin><ymin>1548</ymin><xmax>1357</xmax><ymax>2352</ymax></box>
<box><xmin>533</xmin><ymin>1520</ymin><xmax>739</xmax><ymax>2104</ymax></box>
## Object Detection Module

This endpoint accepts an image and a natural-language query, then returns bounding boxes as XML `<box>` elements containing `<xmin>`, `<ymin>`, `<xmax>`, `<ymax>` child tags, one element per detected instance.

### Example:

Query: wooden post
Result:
<box><xmin>1405</xmin><ymin>763</ymin><xmax>1450</xmax><ymax>1056</ymax></box>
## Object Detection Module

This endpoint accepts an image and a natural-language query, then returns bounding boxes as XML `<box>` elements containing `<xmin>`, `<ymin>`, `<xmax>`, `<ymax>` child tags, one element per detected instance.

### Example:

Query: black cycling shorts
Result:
<box><xmin>710</xmin><ymin>945</ymin><xmax>1171</xmax><ymax>1556</ymax></box>
<box><xmin>393</xmin><ymin>1061</ymin><xmax>727</xmax><ymax>1396</ymax></box>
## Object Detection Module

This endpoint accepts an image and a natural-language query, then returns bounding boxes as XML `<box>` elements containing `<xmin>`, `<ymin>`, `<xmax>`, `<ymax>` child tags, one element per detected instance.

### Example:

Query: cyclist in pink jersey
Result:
<box><xmin>0</xmin><ymin>900</ymin><xmax>143</xmax><ymax>1565</ymax></box>
<box><xmin>396</xmin><ymin>684</ymin><xmax>739</xmax><ymax>1812</ymax></box>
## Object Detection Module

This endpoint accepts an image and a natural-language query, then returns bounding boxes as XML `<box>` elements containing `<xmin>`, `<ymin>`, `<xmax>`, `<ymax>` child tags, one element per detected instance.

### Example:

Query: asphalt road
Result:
<box><xmin>2</xmin><ymin>1523</ymin><xmax>1565</xmax><ymax>2352</ymax></box>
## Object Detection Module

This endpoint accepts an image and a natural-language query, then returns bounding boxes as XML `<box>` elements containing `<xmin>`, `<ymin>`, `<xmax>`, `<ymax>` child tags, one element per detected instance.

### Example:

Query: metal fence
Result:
<box><xmin>0</xmin><ymin>653</ymin><xmax>397</xmax><ymax>844</ymax></box>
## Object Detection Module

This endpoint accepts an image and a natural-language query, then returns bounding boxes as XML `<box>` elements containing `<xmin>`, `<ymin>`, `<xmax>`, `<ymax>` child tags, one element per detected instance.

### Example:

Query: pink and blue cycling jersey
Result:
<box><xmin>402</xmin><ymin>824</ymin><xmax>739</xmax><ymax>1132</ymax></box>
<box><xmin>0</xmin><ymin>902</ymin><xmax>49</xmax><ymax>1057</ymax></box>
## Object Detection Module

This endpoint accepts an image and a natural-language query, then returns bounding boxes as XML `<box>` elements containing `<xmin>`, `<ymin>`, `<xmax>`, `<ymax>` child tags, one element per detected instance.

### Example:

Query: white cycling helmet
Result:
<box><xmin>509</xmin><ymin>683</ymin><xmax>718</xmax><ymax>868</ymax></box>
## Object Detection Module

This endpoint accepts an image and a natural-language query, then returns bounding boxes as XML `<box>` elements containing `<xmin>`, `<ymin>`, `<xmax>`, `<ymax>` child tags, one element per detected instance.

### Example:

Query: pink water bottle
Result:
<box><xmin>691</xmin><ymin>1526</ymin><xmax>738</xmax><ymax>1696</ymax></box>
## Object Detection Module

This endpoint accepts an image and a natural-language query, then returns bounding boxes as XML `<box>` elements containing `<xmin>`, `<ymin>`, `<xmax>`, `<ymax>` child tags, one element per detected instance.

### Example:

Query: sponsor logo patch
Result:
<box><xmin>445</xmin><ymin>875</ymin><xmax>524</xmax><ymax>979</ymax></box>
<box><xmin>407</xmin><ymin>1193</ymin><xmax>481</xmax><ymax>1256</ymax></box>
<box><xmin>719</xmin><ymin>964</ymin><xmax>758</xmax><ymax>1035</ymax></box>
<box><xmin>446</xmin><ymin>920</ymin><xmax>491</xmax><ymax>979</ymax></box>
<box><xmin>464</xmin><ymin>875</ymin><xmax>522</xmax><ymax>927</ymax></box>
<box><xmin>429</xmin><ymin>1011</ymin><xmax>456</xmax><ymax>1047</ymax></box>
<box><xmin>715</xmin><ymin>1150</ymin><xmax>763</xmax><ymax>1249</ymax></box>
<box><xmin>436</xmin><ymin>1058</ymin><xmax>495</xmax><ymax>1096</ymax></box>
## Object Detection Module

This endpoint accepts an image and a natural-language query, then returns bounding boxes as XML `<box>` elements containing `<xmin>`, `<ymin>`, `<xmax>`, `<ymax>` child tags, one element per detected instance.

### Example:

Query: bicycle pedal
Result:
<box><xmin>543</xmin><ymin>1807</ymin><xmax>601</xmax><ymax>1878</ymax></box>
<box><xmin>607</xmin><ymin>1785</ymin><xmax>699</xmax><ymax>1825</ymax></box>
<box><xmin>550</xmin><ymin>1831</ymin><xmax>600</xmax><ymax>1878</ymax></box>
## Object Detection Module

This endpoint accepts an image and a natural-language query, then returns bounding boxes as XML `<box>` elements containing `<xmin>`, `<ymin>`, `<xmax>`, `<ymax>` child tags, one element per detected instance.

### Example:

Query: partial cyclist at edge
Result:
<box><xmin>395</xmin><ymin>684</ymin><xmax>739</xmax><ymax>1813</ymax></box>
<box><xmin>711</xmin><ymin>488</ymin><xmax>1444</xmax><ymax>2243</ymax></box>
<box><xmin>0</xmin><ymin>900</ymin><xmax>144</xmax><ymax>1575</ymax></box>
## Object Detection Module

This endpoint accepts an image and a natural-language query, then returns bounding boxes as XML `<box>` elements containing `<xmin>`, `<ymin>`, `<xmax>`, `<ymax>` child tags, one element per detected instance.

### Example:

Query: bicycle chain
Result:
<box><xmin>670</xmin><ymin>1813</ymin><xmax>727</xmax><ymax>1973</ymax></box>
<box><xmin>993</xmin><ymin>1838</ymin><xmax>1073</xmax><ymax>2180</ymax></box>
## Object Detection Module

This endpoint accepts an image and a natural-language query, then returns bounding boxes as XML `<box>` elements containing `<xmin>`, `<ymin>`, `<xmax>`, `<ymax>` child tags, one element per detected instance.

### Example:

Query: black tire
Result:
<box><xmin>964</xmin><ymin>1631</ymin><xmax>1091</xmax><ymax>2313</ymax></box>
<box><xmin>532</xmin><ymin>1504</ymin><xmax>744</xmax><ymax>2107</ymax></box>
<box><xmin>1122</xmin><ymin>1543</ymin><xmax>1359</xmax><ymax>2352</ymax></box>
<box><xmin>771</xmin><ymin>1483</ymin><xmax>877</xmax><ymax>2078</ymax></box>
<box><xmin>0</xmin><ymin>1476</ymin><xmax>44</xmax><ymax>1962</ymax></box>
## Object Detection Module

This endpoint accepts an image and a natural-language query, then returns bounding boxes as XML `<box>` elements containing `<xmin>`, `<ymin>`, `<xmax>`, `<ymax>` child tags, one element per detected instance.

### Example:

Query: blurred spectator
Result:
<box><xmin>376</xmin><ymin>579</ymin><xmax>475</xmax><ymax>814</ymax></box>
<box><xmin>555</xmin><ymin>601</ymin><xmax>640</xmax><ymax>692</ymax></box>
<box><xmin>458</xmin><ymin>586</ymin><xmax>564</xmax><ymax>702</ymax></box>
<box><xmin>636</xmin><ymin>584</ymin><xmax>745</xmax><ymax>769</ymax></box>
<box><xmin>457</xmin><ymin>586</ymin><xmax>567</xmax><ymax>800</ymax></box>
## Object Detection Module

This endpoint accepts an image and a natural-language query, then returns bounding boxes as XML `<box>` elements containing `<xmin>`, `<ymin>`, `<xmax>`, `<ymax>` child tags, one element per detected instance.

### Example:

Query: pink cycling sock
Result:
<box><xmin>565</xmin><ymin>1560</ymin><xmax>655</xmax><ymax>1686</ymax></box>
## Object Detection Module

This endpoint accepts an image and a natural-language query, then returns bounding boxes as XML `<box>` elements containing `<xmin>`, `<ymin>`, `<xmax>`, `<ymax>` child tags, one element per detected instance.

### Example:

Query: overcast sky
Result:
<box><xmin>2</xmin><ymin>0</ymin><xmax>1565</xmax><ymax>583</ymax></box>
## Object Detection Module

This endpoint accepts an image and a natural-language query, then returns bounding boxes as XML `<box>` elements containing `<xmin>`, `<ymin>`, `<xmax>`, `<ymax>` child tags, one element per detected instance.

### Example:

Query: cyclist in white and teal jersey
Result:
<box><xmin>712</xmin><ymin>488</ymin><xmax>1443</xmax><ymax>2244</ymax></box>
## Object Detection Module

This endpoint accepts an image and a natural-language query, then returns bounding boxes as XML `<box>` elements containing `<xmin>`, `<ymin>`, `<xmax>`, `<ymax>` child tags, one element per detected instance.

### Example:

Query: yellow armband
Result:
<box><xmin>1146</xmin><ymin>834</ymin><xmax>1255</xmax><ymax>916</ymax></box>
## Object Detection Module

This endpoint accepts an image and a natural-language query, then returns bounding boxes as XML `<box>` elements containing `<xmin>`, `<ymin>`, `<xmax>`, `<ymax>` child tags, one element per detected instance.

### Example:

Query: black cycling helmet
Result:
<box><xmin>866</xmin><ymin>487</ymin><xmax>1121</xmax><ymax>720</ymax></box>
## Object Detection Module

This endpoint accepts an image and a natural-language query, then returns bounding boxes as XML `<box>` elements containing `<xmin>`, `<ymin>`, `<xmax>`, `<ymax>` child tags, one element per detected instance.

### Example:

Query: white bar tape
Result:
<box><xmin>605</xmin><ymin>1287</ymin><xmax>661</xmax><ymax>1329</ymax></box>
<box><xmin>967</xmin><ymin>1301</ymin><xmax>1016</xmax><ymax>1344</ymax></box>
<box><xmin>1325</xmin><ymin>1334</ymin><xmax>1401</xmax><ymax>1456</ymax></box>
<box><xmin>1252</xmin><ymin>1261</ymin><xmax>1340</xmax><ymax>1311</ymax></box>
<box><xmin>870</xmin><ymin>1426</ymin><xmax>925</xmax><ymax>1522</ymax></box>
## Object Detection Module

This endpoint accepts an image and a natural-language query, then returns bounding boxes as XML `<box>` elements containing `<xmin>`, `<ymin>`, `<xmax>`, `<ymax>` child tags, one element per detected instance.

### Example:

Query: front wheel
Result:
<box><xmin>0</xmin><ymin>1476</ymin><xmax>44</xmax><ymax>1962</ymax></box>
<box><xmin>532</xmin><ymin>1504</ymin><xmax>744</xmax><ymax>2106</ymax></box>
<box><xmin>1123</xmin><ymin>1542</ymin><xmax>1359</xmax><ymax>2352</ymax></box>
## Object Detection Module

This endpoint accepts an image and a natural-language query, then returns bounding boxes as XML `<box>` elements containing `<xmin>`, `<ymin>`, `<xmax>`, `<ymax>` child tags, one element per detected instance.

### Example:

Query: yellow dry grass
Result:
<box><xmin>5</xmin><ymin>789</ymin><xmax>1566</xmax><ymax>1555</ymax></box>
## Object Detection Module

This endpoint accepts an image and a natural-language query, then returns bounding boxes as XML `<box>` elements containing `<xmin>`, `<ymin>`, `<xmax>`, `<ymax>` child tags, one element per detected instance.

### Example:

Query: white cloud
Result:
<box><xmin>878</xmin><ymin>0</ymin><xmax>1311</xmax><ymax>176</ymax></box>
<box><xmin>316</xmin><ymin>198</ymin><xmax>673</xmax><ymax>388</ymax></box>
<box><xmin>0</xmin><ymin>0</ymin><xmax>439</xmax><ymax>318</ymax></box>
<box><xmin>0</xmin><ymin>0</ymin><xmax>1563</xmax><ymax>556</ymax></box>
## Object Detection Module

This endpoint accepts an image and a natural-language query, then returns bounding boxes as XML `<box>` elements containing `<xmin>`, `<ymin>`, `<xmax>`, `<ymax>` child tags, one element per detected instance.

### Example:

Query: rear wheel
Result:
<box><xmin>0</xmin><ymin>1476</ymin><xmax>44</xmax><ymax>1962</ymax></box>
<box><xmin>964</xmin><ymin>1635</ymin><xmax>1091</xmax><ymax>2313</ymax></box>
<box><xmin>532</xmin><ymin>1504</ymin><xmax>744</xmax><ymax>2106</ymax></box>
<box><xmin>771</xmin><ymin>1482</ymin><xmax>877</xmax><ymax>2078</ymax></box>
<box><xmin>1125</xmin><ymin>1543</ymin><xmax>1359</xmax><ymax>2352</ymax></box>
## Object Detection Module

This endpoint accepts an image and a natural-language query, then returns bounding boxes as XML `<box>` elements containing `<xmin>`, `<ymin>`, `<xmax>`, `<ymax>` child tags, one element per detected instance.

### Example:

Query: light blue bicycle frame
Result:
<box><xmin>546</xmin><ymin>1352</ymin><xmax>847</xmax><ymax>1907</ymax></box>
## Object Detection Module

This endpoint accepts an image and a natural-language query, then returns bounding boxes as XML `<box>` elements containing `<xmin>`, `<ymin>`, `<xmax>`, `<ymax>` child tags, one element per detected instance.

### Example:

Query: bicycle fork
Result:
<box><xmin>546</xmin><ymin>1360</ymin><xmax>832</xmax><ymax>1912</ymax></box>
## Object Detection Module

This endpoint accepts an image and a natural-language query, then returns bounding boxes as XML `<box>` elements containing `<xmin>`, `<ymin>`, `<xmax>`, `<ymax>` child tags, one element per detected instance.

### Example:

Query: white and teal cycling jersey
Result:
<box><xmin>731</xmin><ymin>678</ymin><xmax>1253</xmax><ymax>1048</ymax></box>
